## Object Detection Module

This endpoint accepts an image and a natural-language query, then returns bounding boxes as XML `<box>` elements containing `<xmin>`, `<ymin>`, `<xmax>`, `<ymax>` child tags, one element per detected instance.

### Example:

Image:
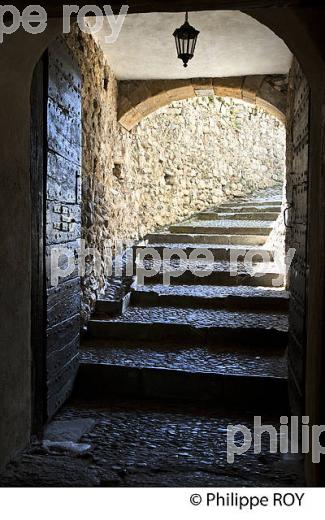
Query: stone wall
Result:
<box><xmin>65</xmin><ymin>28</ymin><xmax>129</xmax><ymax>320</ymax></box>
<box><xmin>65</xmin><ymin>27</ymin><xmax>286</xmax><ymax>321</ymax></box>
<box><xmin>130</xmin><ymin>96</ymin><xmax>285</xmax><ymax>229</ymax></box>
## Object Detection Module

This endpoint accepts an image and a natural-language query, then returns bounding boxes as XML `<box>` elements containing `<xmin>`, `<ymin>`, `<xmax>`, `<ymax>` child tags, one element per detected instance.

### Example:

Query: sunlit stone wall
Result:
<box><xmin>66</xmin><ymin>27</ymin><xmax>286</xmax><ymax>320</ymax></box>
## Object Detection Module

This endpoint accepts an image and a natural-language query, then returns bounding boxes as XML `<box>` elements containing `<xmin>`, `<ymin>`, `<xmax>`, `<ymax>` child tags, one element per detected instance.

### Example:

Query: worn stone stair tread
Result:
<box><xmin>219</xmin><ymin>199</ymin><xmax>282</xmax><ymax>207</ymax></box>
<box><xmin>146</xmin><ymin>233</ymin><xmax>268</xmax><ymax>245</ymax></box>
<box><xmin>131</xmin><ymin>293</ymin><xmax>287</xmax><ymax>312</ymax></box>
<box><xmin>219</xmin><ymin>203</ymin><xmax>282</xmax><ymax>210</ymax></box>
<box><xmin>195</xmin><ymin>212</ymin><xmax>279</xmax><ymax>221</ymax></box>
<box><xmin>135</xmin><ymin>243</ymin><xmax>274</xmax><ymax>261</ymax></box>
<box><xmin>213</xmin><ymin>204</ymin><xmax>281</xmax><ymax>214</ymax></box>
<box><xmin>169</xmin><ymin>226</ymin><xmax>272</xmax><ymax>236</ymax></box>
<box><xmin>139</xmin><ymin>258</ymin><xmax>280</xmax><ymax>272</ymax></box>
<box><xmin>87</xmin><ymin>322</ymin><xmax>288</xmax><ymax>348</ymax></box>
<box><xmin>139</xmin><ymin>273</ymin><xmax>284</xmax><ymax>288</ymax></box>
<box><xmin>75</xmin><ymin>361</ymin><xmax>288</xmax><ymax>411</ymax></box>
<box><xmin>80</xmin><ymin>340</ymin><xmax>288</xmax><ymax>378</ymax></box>
<box><xmin>133</xmin><ymin>283</ymin><xmax>288</xmax><ymax>298</ymax></box>
<box><xmin>169</xmin><ymin>221</ymin><xmax>273</xmax><ymax>235</ymax></box>
<box><xmin>182</xmin><ymin>219</ymin><xmax>274</xmax><ymax>227</ymax></box>
<box><xmin>136</xmin><ymin>259</ymin><xmax>284</xmax><ymax>287</ymax></box>
<box><xmin>212</xmin><ymin>201</ymin><xmax>281</xmax><ymax>207</ymax></box>
<box><xmin>137</xmin><ymin>242</ymin><xmax>271</xmax><ymax>251</ymax></box>
<box><xmin>216</xmin><ymin>186</ymin><xmax>283</xmax><ymax>205</ymax></box>
<box><xmin>131</xmin><ymin>284</ymin><xmax>289</xmax><ymax>309</ymax></box>
<box><xmin>76</xmin><ymin>341</ymin><xmax>288</xmax><ymax>410</ymax></box>
<box><xmin>89</xmin><ymin>306</ymin><xmax>288</xmax><ymax>331</ymax></box>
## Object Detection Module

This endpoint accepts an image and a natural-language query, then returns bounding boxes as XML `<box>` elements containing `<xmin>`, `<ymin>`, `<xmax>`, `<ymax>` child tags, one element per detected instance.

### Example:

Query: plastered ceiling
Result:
<box><xmin>88</xmin><ymin>11</ymin><xmax>292</xmax><ymax>80</ymax></box>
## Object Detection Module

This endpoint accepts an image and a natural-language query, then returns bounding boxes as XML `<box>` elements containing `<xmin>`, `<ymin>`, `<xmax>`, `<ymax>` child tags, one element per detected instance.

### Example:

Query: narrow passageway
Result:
<box><xmin>1</xmin><ymin>1</ymin><xmax>325</xmax><ymax>497</ymax></box>
<box><xmin>0</xmin><ymin>186</ymin><xmax>304</xmax><ymax>487</ymax></box>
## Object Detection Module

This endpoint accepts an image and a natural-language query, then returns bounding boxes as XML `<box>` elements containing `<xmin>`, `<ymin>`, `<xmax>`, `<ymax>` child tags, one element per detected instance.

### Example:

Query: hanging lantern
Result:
<box><xmin>173</xmin><ymin>11</ymin><xmax>200</xmax><ymax>68</ymax></box>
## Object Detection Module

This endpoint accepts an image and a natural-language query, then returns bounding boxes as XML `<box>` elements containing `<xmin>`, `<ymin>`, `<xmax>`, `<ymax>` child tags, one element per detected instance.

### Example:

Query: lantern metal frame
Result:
<box><xmin>173</xmin><ymin>11</ymin><xmax>200</xmax><ymax>68</ymax></box>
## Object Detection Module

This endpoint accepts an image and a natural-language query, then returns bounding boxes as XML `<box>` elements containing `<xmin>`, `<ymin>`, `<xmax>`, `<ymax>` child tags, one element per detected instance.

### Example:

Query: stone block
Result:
<box><xmin>119</xmin><ymin>107</ymin><xmax>143</xmax><ymax>131</ymax></box>
<box><xmin>213</xmin><ymin>77</ymin><xmax>244</xmax><ymax>99</ymax></box>
<box><xmin>242</xmin><ymin>75</ymin><xmax>264</xmax><ymax>103</ymax></box>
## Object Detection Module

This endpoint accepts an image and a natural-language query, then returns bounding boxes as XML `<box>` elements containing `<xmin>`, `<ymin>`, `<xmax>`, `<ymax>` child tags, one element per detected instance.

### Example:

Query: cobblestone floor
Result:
<box><xmin>0</xmin><ymin>399</ymin><xmax>303</xmax><ymax>487</ymax></box>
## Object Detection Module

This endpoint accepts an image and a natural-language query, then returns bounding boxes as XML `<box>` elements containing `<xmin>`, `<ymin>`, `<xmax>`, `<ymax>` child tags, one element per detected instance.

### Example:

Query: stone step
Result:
<box><xmin>195</xmin><ymin>211</ymin><xmax>279</xmax><ymax>221</ymax></box>
<box><xmin>219</xmin><ymin>200</ymin><xmax>282</xmax><ymax>208</ymax></box>
<box><xmin>146</xmin><ymin>233</ymin><xmax>268</xmax><ymax>246</ymax></box>
<box><xmin>169</xmin><ymin>222</ymin><xmax>273</xmax><ymax>236</ymax></box>
<box><xmin>76</xmin><ymin>341</ymin><xmax>288</xmax><ymax>411</ymax></box>
<box><xmin>131</xmin><ymin>284</ymin><xmax>289</xmax><ymax>312</ymax></box>
<box><xmin>96</xmin><ymin>292</ymin><xmax>131</xmax><ymax>316</ymax></box>
<box><xmin>135</xmin><ymin>260</ymin><xmax>284</xmax><ymax>287</ymax></box>
<box><xmin>88</xmin><ymin>306</ymin><xmax>288</xmax><ymax>347</ymax></box>
<box><xmin>216</xmin><ymin>205</ymin><xmax>281</xmax><ymax>213</ymax></box>
<box><xmin>134</xmin><ymin>243</ymin><xmax>274</xmax><ymax>262</ymax></box>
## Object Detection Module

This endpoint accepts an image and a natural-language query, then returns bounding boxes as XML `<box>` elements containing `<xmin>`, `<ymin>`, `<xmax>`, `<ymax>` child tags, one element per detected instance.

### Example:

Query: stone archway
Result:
<box><xmin>118</xmin><ymin>75</ymin><xmax>287</xmax><ymax>130</ymax></box>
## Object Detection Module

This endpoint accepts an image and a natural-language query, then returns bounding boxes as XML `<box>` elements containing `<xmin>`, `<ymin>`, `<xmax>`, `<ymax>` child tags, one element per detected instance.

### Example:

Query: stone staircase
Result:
<box><xmin>76</xmin><ymin>187</ymin><xmax>289</xmax><ymax>412</ymax></box>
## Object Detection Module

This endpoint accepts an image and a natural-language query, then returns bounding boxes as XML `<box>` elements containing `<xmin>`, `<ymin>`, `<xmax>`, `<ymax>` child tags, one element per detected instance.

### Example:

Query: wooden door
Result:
<box><xmin>286</xmin><ymin>59</ymin><xmax>310</xmax><ymax>416</ymax></box>
<box><xmin>46</xmin><ymin>37</ymin><xmax>82</xmax><ymax>419</ymax></box>
<box><xmin>31</xmin><ymin>36</ymin><xmax>82</xmax><ymax>424</ymax></box>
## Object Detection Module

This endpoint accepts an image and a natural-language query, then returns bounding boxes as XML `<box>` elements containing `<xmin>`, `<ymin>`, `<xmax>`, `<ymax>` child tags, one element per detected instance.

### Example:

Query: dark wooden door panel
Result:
<box><xmin>30</xmin><ymin>57</ymin><xmax>46</xmax><ymax>433</ymax></box>
<box><xmin>45</xmin><ymin>37</ymin><xmax>82</xmax><ymax>419</ymax></box>
<box><xmin>47</xmin><ymin>151</ymin><xmax>81</xmax><ymax>203</ymax></box>
<box><xmin>46</xmin><ymin>201</ymin><xmax>81</xmax><ymax>245</ymax></box>
<box><xmin>286</xmin><ymin>59</ymin><xmax>310</xmax><ymax>415</ymax></box>
<box><xmin>45</xmin><ymin>240</ymin><xmax>80</xmax><ymax>286</ymax></box>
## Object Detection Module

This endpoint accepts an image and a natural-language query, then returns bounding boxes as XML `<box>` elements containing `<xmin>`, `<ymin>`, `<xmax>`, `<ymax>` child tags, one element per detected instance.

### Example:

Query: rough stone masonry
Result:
<box><xmin>65</xmin><ymin>27</ymin><xmax>286</xmax><ymax>321</ymax></box>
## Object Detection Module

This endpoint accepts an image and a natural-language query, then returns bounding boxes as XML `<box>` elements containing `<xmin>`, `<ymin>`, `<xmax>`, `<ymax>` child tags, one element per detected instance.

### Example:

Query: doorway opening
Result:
<box><xmin>22</xmin><ymin>10</ymin><xmax>310</xmax><ymax>487</ymax></box>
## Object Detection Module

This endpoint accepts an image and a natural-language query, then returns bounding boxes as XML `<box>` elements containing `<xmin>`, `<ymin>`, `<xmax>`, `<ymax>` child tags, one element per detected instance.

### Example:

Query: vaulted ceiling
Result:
<box><xmin>89</xmin><ymin>10</ymin><xmax>292</xmax><ymax>80</ymax></box>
